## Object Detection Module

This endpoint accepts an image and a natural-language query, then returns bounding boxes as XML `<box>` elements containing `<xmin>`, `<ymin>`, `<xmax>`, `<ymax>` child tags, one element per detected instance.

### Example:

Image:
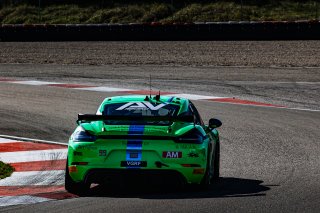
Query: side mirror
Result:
<box><xmin>209</xmin><ymin>118</ymin><xmax>222</xmax><ymax>129</ymax></box>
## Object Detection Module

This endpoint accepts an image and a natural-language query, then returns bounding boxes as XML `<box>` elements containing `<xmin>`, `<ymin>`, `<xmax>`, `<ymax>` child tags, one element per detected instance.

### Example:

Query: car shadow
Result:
<box><xmin>87</xmin><ymin>177</ymin><xmax>272</xmax><ymax>199</ymax></box>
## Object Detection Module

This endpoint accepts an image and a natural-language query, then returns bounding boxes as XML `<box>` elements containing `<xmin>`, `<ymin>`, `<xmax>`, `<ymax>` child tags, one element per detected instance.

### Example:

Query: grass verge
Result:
<box><xmin>0</xmin><ymin>161</ymin><xmax>14</xmax><ymax>179</ymax></box>
<box><xmin>0</xmin><ymin>1</ymin><xmax>319</xmax><ymax>24</ymax></box>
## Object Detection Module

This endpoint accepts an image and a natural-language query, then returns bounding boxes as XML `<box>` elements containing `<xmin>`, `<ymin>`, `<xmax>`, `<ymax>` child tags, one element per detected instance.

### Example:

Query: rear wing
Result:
<box><xmin>77</xmin><ymin>114</ymin><xmax>194</xmax><ymax>124</ymax></box>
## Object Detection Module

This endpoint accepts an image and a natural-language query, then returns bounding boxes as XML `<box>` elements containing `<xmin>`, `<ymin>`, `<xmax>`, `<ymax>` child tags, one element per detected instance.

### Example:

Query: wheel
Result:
<box><xmin>65</xmin><ymin>159</ymin><xmax>90</xmax><ymax>196</ymax></box>
<box><xmin>200</xmin><ymin>167</ymin><xmax>210</xmax><ymax>188</ymax></box>
<box><xmin>212</xmin><ymin>143</ymin><xmax>220</xmax><ymax>181</ymax></box>
<box><xmin>199</xmin><ymin>146</ymin><xmax>212</xmax><ymax>189</ymax></box>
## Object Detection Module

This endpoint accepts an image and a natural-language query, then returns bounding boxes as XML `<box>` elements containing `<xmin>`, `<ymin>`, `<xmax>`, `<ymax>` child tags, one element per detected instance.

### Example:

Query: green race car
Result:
<box><xmin>65</xmin><ymin>95</ymin><xmax>222</xmax><ymax>194</ymax></box>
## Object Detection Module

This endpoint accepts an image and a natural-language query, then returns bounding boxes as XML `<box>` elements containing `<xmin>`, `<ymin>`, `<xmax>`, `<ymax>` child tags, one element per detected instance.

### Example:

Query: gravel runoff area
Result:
<box><xmin>0</xmin><ymin>41</ymin><xmax>320</xmax><ymax>67</ymax></box>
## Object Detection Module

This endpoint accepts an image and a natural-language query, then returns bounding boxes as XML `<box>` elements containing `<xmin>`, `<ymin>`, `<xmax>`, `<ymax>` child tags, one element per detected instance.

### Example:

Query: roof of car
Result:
<box><xmin>97</xmin><ymin>95</ymin><xmax>189</xmax><ymax>115</ymax></box>
<box><xmin>101</xmin><ymin>95</ymin><xmax>188</xmax><ymax>105</ymax></box>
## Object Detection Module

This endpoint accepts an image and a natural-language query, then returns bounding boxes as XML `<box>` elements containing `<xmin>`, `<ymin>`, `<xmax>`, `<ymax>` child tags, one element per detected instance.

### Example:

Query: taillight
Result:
<box><xmin>174</xmin><ymin>129</ymin><xmax>204</xmax><ymax>144</ymax></box>
<box><xmin>72</xmin><ymin>127</ymin><xmax>96</xmax><ymax>142</ymax></box>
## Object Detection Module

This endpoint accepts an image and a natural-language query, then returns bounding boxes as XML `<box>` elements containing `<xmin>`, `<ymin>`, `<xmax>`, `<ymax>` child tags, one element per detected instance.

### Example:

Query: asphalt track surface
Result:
<box><xmin>0</xmin><ymin>41</ymin><xmax>320</xmax><ymax>212</ymax></box>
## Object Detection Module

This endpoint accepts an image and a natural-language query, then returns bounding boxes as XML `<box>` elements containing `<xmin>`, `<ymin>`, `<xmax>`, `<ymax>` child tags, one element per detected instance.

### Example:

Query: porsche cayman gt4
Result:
<box><xmin>65</xmin><ymin>95</ymin><xmax>222</xmax><ymax>194</ymax></box>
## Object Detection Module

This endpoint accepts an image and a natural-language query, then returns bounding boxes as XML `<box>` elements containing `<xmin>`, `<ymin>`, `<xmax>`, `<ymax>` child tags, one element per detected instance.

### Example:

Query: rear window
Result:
<box><xmin>103</xmin><ymin>102</ymin><xmax>180</xmax><ymax>125</ymax></box>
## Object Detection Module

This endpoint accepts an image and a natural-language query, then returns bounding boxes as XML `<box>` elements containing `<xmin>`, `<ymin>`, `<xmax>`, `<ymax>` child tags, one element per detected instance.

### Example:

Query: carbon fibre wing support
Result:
<box><xmin>77</xmin><ymin>114</ymin><xmax>194</xmax><ymax>124</ymax></box>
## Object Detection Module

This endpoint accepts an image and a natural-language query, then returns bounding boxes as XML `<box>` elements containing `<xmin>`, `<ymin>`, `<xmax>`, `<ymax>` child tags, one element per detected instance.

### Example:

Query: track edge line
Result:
<box><xmin>0</xmin><ymin>135</ymin><xmax>67</xmax><ymax>146</ymax></box>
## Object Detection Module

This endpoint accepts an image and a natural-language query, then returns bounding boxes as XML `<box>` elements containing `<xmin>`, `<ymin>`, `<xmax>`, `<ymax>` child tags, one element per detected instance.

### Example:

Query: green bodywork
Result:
<box><xmin>67</xmin><ymin>95</ymin><xmax>220</xmax><ymax>185</ymax></box>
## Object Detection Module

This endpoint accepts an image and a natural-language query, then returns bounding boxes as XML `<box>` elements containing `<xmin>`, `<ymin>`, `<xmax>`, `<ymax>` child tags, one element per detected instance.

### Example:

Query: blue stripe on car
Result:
<box><xmin>167</xmin><ymin>96</ymin><xmax>174</xmax><ymax>103</ymax></box>
<box><xmin>126</xmin><ymin>125</ymin><xmax>145</xmax><ymax>169</ymax></box>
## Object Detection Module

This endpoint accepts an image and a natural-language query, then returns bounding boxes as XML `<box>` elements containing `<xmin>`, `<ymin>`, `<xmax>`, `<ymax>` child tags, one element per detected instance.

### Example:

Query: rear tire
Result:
<box><xmin>199</xmin><ymin>146</ymin><xmax>212</xmax><ymax>189</ymax></box>
<box><xmin>212</xmin><ymin>143</ymin><xmax>220</xmax><ymax>181</ymax></box>
<box><xmin>65</xmin><ymin>159</ymin><xmax>90</xmax><ymax>196</ymax></box>
<box><xmin>199</xmin><ymin>168</ymin><xmax>210</xmax><ymax>189</ymax></box>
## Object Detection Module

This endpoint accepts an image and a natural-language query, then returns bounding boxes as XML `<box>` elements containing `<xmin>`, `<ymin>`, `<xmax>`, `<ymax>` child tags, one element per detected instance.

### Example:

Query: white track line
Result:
<box><xmin>282</xmin><ymin>107</ymin><xmax>320</xmax><ymax>112</ymax></box>
<box><xmin>0</xmin><ymin>196</ymin><xmax>53</xmax><ymax>207</ymax></box>
<box><xmin>0</xmin><ymin>135</ymin><xmax>67</xmax><ymax>146</ymax></box>
<box><xmin>75</xmin><ymin>86</ymin><xmax>134</xmax><ymax>92</ymax></box>
<box><xmin>174</xmin><ymin>94</ymin><xmax>225</xmax><ymax>100</ymax></box>
<box><xmin>2</xmin><ymin>79</ymin><xmax>320</xmax><ymax>112</ymax></box>
<box><xmin>0</xmin><ymin>170</ymin><xmax>65</xmax><ymax>186</ymax></box>
<box><xmin>11</xmin><ymin>81</ymin><xmax>62</xmax><ymax>86</ymax></box>
<box><xmin>0</xmin><ymin>149</ymin><xmax>67</xmax><ymax>163</ymax></box>
<box><xmin>0</xmin><ymin>138</ymin><xmax>15</xmax><ymax>143</ymax></box>
<box><xmin>202</xmin><ymin>99</ymin><xmax>320</xmax><ymax>112</ymax></box>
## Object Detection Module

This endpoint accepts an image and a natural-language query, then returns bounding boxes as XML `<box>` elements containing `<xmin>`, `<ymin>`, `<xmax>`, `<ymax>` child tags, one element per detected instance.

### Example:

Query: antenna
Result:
<box><xmin>149</xmin><ymin>74</ymin><xmax>152</xmax><ymax>98</ymax></box>
<box><xmin>155</xmin><ymin>90</ymin><xmax>160</xmax><ymax>101</ymax></box>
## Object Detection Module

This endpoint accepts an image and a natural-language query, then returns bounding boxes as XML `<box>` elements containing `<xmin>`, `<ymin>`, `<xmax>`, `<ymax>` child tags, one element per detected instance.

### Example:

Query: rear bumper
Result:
<box><xmin>84</xmin><ymin>169</ymin><xmax>187</xmax><ymax>186</ymax></box>
<box><xmin>67</xmin><ymin>139</ymin><xmax>208</xmax><ymax>185</ymax></box>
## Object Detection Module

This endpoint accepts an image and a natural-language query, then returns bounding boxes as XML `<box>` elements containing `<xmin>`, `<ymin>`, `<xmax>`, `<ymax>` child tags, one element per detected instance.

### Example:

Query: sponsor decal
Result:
<box><xmin>99</xmin><ymin>150</ymin><xmax>107</xmax><ymax>156</ymax></box>
<box><xmin>116</xmin><ymin>102</ymin><xmax>167</xmax><ymax>111</ymax></box>
<box><xmin>77</xmin><ymin>145</ymin><xmax>97</xmax><ymax>150</ymax></box>
<box><xmin>121</xmin><ymin>161</ymin><xmax>147</xmax><ymax>167</ymax></box>
<box><xmin>162</xmin><ymin>151</ymin><xmax>182</xmax><ymax>158</ymax></box>
<box><xmin>73</xmin><ymin>151</ymin><xmax>82</xmax><ymax>156</ymax></box>
<box><xmin>175</xmin><ymin>144</ymin><xmax>197</xmax><ymax>149</ymax></box>
<box><xmin>187</xmin><ymin>152</ymin><xmax>199</xmax><ymax>158</ymax></box>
